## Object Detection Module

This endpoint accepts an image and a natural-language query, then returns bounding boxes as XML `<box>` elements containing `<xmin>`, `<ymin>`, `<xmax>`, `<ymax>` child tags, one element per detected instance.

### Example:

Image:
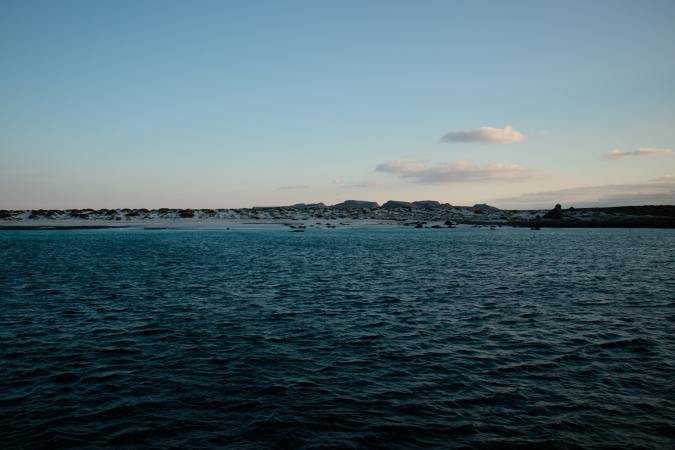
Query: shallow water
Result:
<box><xmin>1</xmin><ymin>227</ymin><xmax>674</xmax><ymax>449</ymax></box>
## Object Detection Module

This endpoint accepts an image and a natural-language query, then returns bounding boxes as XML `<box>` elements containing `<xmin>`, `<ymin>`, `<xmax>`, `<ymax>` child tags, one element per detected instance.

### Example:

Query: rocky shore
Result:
<box><xmin>2</xmin><ymin>201</ymin><xmax>674</xmax><ymax>229</ymax></box>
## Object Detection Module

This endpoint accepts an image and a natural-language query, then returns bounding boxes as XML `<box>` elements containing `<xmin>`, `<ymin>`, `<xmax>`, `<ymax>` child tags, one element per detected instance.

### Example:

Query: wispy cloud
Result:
<box><xmin>278</xmin><ymin>184</ymin><xmax>309</xmax><ymax>190</ymax></box>
<box><xmin>494</xmin><ymin>178</ymin><xmax>675</xmax><ymax>209</ymax></box>
<box><xmin>604</xmin><ymin>147</ymin><xmax>672</xmax><ymax>160</ymax></box>
<box><xmin>376</xmin><ymin>160</ymin><xmax>532</xmax><ymax>183</ymax></box>
<box><xmin>441</xmin><ymin>125</ymin><xmax>524</xmax><ymax>144</ymax></box>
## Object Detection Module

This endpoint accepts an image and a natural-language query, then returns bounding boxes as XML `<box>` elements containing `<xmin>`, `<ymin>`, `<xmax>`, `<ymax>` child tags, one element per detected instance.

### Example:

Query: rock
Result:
<box><xmin>178</xmin><ymin>209</ymin><xmax>195</xmax><ymax>218</ymax></box>
<box><xmin>289</xmin><ymin>203</ymin><xmax>327</xmax><ymax>209</ymax></box>
<box><xmin>543</xmin><ymin>204</ymin><xmax>563</xmax><ymax>219</ymax></box>
<box><xmin>473</xmin><ymin>203</ymin><xmax>500</xmax><ymax>214</ymax></box>
<box><xmin>382</xmin><ymin>200</ymin><xmax>416</xmax><ymax>209</ymax></box>
<box><xmin>332</xmin><ymin>200</ymin><xmax>380</xmax><ymax>209</ymax></box>
<box><xmin>412</xmin><ymin>200</ymin><xmax>441</xmax><ymax>209</ymax></box>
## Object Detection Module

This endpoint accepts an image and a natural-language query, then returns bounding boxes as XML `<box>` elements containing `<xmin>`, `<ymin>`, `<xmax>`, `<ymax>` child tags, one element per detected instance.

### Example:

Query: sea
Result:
<box><xmin>1</xmin><ymin>227</ymin><xmax>674</xmax><ymax>449</ymax></box>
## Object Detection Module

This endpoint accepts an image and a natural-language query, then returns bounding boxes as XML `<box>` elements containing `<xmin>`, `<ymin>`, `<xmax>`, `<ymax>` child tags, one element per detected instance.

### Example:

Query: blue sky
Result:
<box><xmin>1</xmin><ymin>0</ymin><xmax>674</xmax><ymax>208</ymax></box>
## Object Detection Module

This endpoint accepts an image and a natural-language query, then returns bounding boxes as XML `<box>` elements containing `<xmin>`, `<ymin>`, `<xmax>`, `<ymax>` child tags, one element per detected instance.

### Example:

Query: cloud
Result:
<box><xmin>441</xmin><ymin>125</ymin><xmax>524</xmax><ymax>144</ymax></box>
<box><xmin>278</xmin><ymin>184</ymin><xmax>309</xmax><ymax>190</ymax></box>
<box><xmin>493</xmin><ymin>178</ymin><xmax>675</xmax><ymax>209</ymax></box>
<box><xmin>376</xmin><ymin>159</ymin><xmax>532</xmax><ymax>183</ymax></box>
<box><xmin>605</xmin><ymin>147</ymin><xmax>672</xmax><ymax>160</ymax></box>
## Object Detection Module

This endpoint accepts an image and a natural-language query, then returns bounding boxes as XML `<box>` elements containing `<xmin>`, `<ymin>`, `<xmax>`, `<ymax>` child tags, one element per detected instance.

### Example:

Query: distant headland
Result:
<box><xmin>2</xmin><ymin>201</ymin><xmax>675</xmax><ymax>229</ymax></box>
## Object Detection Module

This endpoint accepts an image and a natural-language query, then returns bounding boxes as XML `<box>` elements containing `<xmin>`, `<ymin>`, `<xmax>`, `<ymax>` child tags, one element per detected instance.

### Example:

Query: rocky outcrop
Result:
<box><xmin>412</xmin><ymin>200</ymin><xmax>441</xmax><ymax>209</ymax></box>
<box><xmin>382</xmin><ymin>200</ymin><xmax>416</xmax><ymax>209</ymax></box>
<box><xmin>543</xmin><ymin>204</ymin><xmax>563</xmax><ymax>219</ymax></box>
<box><xmin>289</xmin><ymin>203</ymin><xmax>327</xmax><ymax>209</ymax></box>
<box><xmin>332</xmin><ymin>200</ymin><xmax>380</xmax><ymax>209</ymax></box>
<box><xmin>473</xmin><ymin>203</ymin><xmax>499</xmax><ymax>214</ymax></box>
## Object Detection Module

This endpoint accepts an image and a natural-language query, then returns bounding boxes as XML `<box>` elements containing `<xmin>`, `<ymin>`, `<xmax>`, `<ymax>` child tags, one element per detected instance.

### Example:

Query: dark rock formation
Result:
<box><xmin>332</xmin><ymin>200</ymin><xmax>380</xmax><ymax>209</ymax></box>
<box><xmin>543</xmin><ymin>204</ymin><xmax>563</xmax><ymax>219</ymax></box>
<box><xmin>178</xmin><ymin>209</ymin><xmax>195</xmax><ymax>218</ymax></box>
<box><xmin>382</xmin><ymin>200</ymin><xmax>416</xmax><ymax>209</ymax></box>
<box><xmin>473</xmin><ymin>204</ymin><xmax>499</xmax><ymax>214</ymax></box>
<box><xmin>412</xmin><ymin>200</ymin><xmax>441</xmax><ymax>209</ymax></box>
<box><xmin>289</xmin><ymin>203</ymin><xmax>327</xmax><ymax>209</ymax></box>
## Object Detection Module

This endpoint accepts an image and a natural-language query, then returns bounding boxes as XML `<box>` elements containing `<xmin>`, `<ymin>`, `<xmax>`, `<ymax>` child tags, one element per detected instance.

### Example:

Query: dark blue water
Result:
<box><xmin>1</xmin><ymin>227</ymin><xmax>674</xmax><ymax>449</ymax></box>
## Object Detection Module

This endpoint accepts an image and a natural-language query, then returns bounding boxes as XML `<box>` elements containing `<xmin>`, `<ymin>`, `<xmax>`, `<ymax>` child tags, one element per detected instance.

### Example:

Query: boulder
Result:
<box><xmin>382</xmin><ymin>200</ymin><xmax>416</xmax><ymax>209</ymax></box>
<box><xmin>289</xmin><ymin>203</ymin><xmax>327</xmax><ymax>209</ymax></box>
<box><xmin>543</xmin><ymin>204</ymin><xmax>563</xmax><ymax>219</ymax></box>
<box><xmin>412</xmin><ymin>200</ymin><xmax>441</xmax><ymax>209</ymax></box>
<box><xmin>332</xmin><ymin>200</ymin><xmax>380</xmax><ymax>209</ymax></box>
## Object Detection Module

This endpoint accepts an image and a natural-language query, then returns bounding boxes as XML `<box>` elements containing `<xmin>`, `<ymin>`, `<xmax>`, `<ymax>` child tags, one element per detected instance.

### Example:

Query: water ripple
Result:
<box><xmin>0</xmin><ymin>227</ymin><xmax>674</xmax><ymax>449</ymax></box>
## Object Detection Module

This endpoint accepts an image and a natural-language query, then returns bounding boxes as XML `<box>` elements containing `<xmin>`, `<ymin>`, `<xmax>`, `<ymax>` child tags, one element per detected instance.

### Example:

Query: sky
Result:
<box><xmin>1</xmin><ymin>0</ymin><xmax>675</xmax><ymax>209</ymax></box>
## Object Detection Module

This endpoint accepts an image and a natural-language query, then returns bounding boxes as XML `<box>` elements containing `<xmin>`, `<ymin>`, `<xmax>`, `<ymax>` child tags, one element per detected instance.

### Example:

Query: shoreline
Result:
<box><xmin>3</xmin><ymin>218</ymin><xmax>675</xmax><ymax>231</ymax></box>
<box><xmin>2</xmin><ymin>204</ymin><xmax>675</xmax><ymax>229</ymax></box>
